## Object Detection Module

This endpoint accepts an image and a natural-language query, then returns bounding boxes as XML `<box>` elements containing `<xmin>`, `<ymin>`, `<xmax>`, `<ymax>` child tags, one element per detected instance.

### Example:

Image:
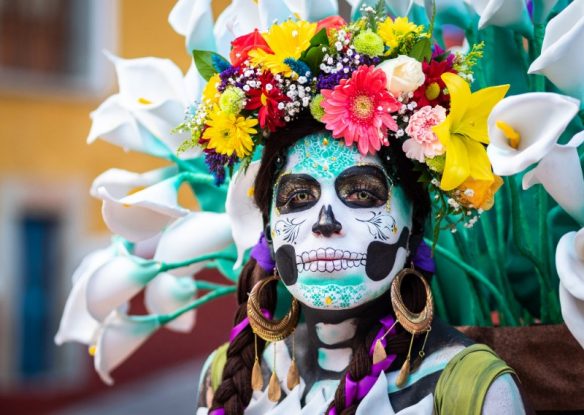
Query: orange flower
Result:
<box><xmin>458</xmin><ymin>175</ymin><xmax>504</xmax><ymax>210</ymax></box>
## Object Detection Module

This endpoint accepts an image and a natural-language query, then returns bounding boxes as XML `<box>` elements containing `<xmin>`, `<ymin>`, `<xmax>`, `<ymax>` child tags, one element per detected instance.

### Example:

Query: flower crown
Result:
<box><xmin>178</xmin><ymin>5</ymin><xmax>509</xmax><ymax>229</ymax></box>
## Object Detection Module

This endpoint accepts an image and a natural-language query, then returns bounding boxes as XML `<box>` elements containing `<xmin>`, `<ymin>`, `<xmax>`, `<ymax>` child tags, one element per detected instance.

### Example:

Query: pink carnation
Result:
<box><xmin>403</xmin><ymin>105</ymin><xmax>446</xmax><ymax>162</ymax></box>
<box><xmin>321</xmin><ymin>65</ymin><xmax>400</xmax><ymax>155</ymax></box>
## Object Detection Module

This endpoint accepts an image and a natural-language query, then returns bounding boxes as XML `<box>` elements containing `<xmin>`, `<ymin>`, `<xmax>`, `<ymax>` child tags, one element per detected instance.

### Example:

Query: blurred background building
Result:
<box><xmin>0</xmin><ymin>0</ymin><xmax>235</xmax><ymax>414</ymax></box>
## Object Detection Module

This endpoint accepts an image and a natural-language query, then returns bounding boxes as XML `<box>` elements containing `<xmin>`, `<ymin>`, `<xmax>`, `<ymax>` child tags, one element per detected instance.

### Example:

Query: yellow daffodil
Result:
<box><xmin>432</xmin><ymin>73</ymin><xmax>509</xmax><ymax>191</ymax></box>
<box><xmin>249</xmin><ymin>20</ymin><xmax>317</xmax><ymax>76</ymax></box>
<box><xmin>377</xmin><ymin>17</ymin><xmax>423</xmax><ymax>50</ymax></box>
<box><xmin>203</xmin><ymin>107</ymin><xmax>258</xmax><ymax>158</ymax></box>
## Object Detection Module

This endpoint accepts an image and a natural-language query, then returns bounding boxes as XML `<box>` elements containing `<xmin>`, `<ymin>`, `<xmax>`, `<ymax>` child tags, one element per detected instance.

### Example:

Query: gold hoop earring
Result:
<box><xmin>247</xmin><ymin>271</ymin><xmax>300</xmax><ymax>401</ymax></box>
<box><xmin>390</xmin><ymin>267</ymin><xmax>433</xmax><ymax>387</ymax></box>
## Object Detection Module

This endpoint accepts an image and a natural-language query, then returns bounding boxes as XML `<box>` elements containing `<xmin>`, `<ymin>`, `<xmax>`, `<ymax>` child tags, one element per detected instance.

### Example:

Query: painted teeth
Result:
<box><xmin>325</xmin><ymin>248</ymin><xmax>335</xmax><ymax>259</ymax></box>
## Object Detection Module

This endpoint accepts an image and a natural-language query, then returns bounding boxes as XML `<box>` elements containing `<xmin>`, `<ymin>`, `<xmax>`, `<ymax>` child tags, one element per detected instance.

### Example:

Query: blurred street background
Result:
<box><xmin>0</xmin><ymin>1</ymin><xmax>235</xmax><ymax>414</ymax></box>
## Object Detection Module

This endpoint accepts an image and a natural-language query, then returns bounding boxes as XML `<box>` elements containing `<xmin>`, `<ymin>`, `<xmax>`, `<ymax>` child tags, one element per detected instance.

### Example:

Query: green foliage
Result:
<box><xmin>192</xmin><ymin>50</ymin><xmax>229</xmax><ymax>81</ymax></box>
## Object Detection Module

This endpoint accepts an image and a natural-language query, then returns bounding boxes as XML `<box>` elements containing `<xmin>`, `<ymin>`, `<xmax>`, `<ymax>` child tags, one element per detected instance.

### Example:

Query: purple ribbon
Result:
<box><xmin>250</xmin><ymin>232</ymin><xmax>276</xmax><ymax>272</ymax></box>
<box><xmin>209</xmin><ymin>410</ymin><xmax>225</xmax><ymax>415</ymax></box>
<box><xmin>229</xmin><ymin>309</ymin><xmax>273</xmax><ymax>342</ymax></box>
<box><xmin>413</xmin><ymin>240</ymin><xmax>435</xmax><ymax>273</ymax></box>
<box><xmin>342</xmin><ymin>314</ymin><xmax>397</xmax><ymax>410</ymax></box>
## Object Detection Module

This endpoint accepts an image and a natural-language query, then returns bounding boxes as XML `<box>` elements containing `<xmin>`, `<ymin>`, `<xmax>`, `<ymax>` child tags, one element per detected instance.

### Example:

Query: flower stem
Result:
<box><xmin>160</xmin><ymin>251</ymin><xmax>237</xmax><ymax>272</ymax></box>
<box><xmin>426</xmin><ymin>238</ymin><xmax>519</xmax><ymax>326</ymax></box>
<box><xmin>157</xmin><ymin>286</ymin><xmax>237</xmax><ymax>325</ymax></box>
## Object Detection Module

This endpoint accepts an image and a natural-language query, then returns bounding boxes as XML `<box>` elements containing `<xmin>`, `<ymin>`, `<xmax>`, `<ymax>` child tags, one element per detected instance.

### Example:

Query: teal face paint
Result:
<box><xmin>270</xmin><ymin>133</ymin><xmax>413</xmax><ymax>310</ymax></box>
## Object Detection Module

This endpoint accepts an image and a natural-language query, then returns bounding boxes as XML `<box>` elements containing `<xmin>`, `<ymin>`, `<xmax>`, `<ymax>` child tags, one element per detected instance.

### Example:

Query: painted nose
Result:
<box><xmin>312</xmin><ymin>205</ymin><xmax>342</xmax><ymax>237</ymax></box>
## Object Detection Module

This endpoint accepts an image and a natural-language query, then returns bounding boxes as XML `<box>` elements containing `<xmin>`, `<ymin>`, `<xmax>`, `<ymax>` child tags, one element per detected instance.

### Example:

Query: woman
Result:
<box><xmin>195</xmin><ymin>117</ymin><xmax>532</xmax><ymax>414</ymax></box>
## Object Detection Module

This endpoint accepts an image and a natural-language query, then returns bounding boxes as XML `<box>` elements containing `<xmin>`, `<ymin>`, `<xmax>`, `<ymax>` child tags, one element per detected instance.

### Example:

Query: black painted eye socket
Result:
<box><xmin>275</xmin><ymin>174</ymin><xmax>320</xmax><ymax>213</ymax></box>
<box><xmin>335</xmin><ymin>165</ymin><xmax>389</xmax><ymax>208</ymax></box>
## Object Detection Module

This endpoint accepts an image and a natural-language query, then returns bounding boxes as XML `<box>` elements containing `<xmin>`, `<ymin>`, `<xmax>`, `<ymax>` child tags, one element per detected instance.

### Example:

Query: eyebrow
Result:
<box><xmin>277</xmin><ymin>173</ymin><xmax>320</xmax><ymax>188</ymax></box>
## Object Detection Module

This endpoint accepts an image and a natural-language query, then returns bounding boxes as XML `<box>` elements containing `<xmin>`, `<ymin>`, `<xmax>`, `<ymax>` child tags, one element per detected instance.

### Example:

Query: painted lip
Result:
<box><xmin>295</xmin><ymin>248</ymin><xmax>366</xmax><ymax>273</ymax></box>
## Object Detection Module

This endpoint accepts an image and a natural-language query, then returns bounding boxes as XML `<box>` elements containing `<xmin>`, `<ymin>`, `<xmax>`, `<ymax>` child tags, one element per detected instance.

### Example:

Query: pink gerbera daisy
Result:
<box><xmin>320</xmin><ymin>65</ymin><xmax>400</xmax><ymax>155</ymax></box>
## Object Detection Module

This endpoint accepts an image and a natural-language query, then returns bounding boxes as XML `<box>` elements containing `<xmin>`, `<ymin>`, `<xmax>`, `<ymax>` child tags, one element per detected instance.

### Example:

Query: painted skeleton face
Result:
<box><xmin>270</xmin><ymin>132</ymin><xmax>413</xmax><ymax>310</ymax></box>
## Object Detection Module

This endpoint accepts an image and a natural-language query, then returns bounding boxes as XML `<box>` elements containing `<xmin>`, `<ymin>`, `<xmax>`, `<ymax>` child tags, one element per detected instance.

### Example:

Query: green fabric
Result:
<box><xmin>434</xmin><ymin>344</ymin><xmax>516</xmax><ymax>415</ymax></box>
<box><xmin>210</xmin><ymin>342</ymin><xmax>230</xmax><ymax>392</ymax></box>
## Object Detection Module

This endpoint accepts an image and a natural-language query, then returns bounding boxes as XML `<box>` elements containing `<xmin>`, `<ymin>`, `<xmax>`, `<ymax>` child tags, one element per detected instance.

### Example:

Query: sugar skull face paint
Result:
<box><xmin>270</xmin><ymin>132</ymin><xmax>413</xmax><ymax>310</ymax></box>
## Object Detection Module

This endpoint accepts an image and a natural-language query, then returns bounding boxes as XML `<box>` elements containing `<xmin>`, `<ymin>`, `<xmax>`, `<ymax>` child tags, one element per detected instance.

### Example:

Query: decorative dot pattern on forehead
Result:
<box><xmin>286</xmin><ymin>132</ymin><xmax>378</xmax><ymax>179</ymax></box>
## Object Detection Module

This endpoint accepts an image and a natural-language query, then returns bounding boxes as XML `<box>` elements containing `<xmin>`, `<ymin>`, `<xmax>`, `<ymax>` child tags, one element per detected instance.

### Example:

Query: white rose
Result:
<box><xmin>377</xmin><ymin>55</ymin><xmax>425</xmax><ymax>97</ymax></box>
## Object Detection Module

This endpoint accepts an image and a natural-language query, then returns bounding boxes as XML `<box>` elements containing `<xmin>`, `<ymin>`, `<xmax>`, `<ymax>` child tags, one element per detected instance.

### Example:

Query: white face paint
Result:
<box><xmin>270</xmin><ymin>132</ymin><xmax>413</xmax><ymax>310</ymax></box>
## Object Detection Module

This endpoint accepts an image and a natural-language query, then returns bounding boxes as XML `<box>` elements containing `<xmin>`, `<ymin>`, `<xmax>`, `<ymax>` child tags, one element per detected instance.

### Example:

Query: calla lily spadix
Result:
<box><xmin>226</xmin><ymin>161</ymin><xmax>263</xmax><ymax>268</ymax></box>
<box><xmin>94</xmin><ymin>311</ymin><xmax>161</xmax><ymax>385</ymax></box>
<box><xmin>471</xmin><ymin>0</ymin><xmax>532</xmax><ymax>36</ymax></box>
<box><xmin>486</xmin><ymin>92</ymin><xmax>580</xmax><ymax>177</ymax></box>
<box><xmin>431</xmin><ymin>72</ymin><xmax>509</xmax><ymax>191</ymax></box>
<box><xmin>153</xmin><ymin>212</ymin><xmax>233</xmax><ymax>277</ymax></box>
<box><xmin>523</xmin><ymin>132</ymin><xmax>584</xmax><ymax>226</ymax></box>
<box><xmin>88</xmin><ymin>54</ymin><xmax>198</xmax><ymax>159</ymax></box>
<box><xmin>145</xmin><ymin>272</ymin><xmax>197</xmax><ymax>333</ymax></box>
<box><xmin>92</xmin><ymin>169</ymin><xmax>192</xmax><ymax>243</ymax></box>
<box><xmin>86</xmin><ymin>255</ymin><xmax>162</xmax><ymax>322</ymax></box>
<box><xmin>557</xmin><ymin>228</ymin><xmax>584</xmax><ymax>348</ymax></box>
<box><xmin>528</xmin><ymin>0</ymin><xmax>584</xmax><ymax>106</ymax></box>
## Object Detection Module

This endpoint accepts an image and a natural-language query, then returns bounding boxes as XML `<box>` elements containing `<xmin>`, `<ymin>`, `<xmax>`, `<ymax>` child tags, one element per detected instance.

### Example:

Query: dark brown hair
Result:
<box><xmin>210</xmin><ymin>114</ymin><xmax>431</xmax><ymax>414</ymax></box>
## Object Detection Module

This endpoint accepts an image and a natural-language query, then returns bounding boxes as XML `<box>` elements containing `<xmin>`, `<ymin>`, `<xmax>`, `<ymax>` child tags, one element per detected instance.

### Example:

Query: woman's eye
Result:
<box><xmin>344</xmin><ymin>189</ymin><xmax>384</xmax><ymax>207</ymax></box>
<box><xmin>289</xmin><ymin>191</ymin><xmax>313</xmax><ymax>205</ymax></box>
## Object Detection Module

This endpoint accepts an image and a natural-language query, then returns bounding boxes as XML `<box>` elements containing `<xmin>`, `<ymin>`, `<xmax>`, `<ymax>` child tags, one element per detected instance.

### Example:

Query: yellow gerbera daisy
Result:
<box><xmin>203</xmin><ymin>107</ymin><xmax>258</xmax><ymax>158</ymax></box>
<box><xmin>377</xmin><ymin>17</ymin><xmax>422</xmax><ymax>50</ymax></box>
<box><xmin>249</xmin><ymin>20</ymin><xmax>317</xmax><ymax>76</ymax></box>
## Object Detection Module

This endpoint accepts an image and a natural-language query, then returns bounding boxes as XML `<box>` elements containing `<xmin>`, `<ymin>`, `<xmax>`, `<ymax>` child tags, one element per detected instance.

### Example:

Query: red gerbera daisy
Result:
<box><xmin>246</xmin><ymin>73</ymin><xmax>289</xmax><ymax>132</ymax></box>
<box><xmin>413</xmin><ymin>59</ymin><xmax>456</xmax><ymax>108</ymax></box>
<box><xmin>320</xmin><ymin>65</ymin><xmax>400</xmax><ymax>155</ymax></box>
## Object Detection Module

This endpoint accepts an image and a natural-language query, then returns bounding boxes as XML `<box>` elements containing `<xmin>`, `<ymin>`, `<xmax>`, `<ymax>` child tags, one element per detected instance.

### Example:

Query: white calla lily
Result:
<box><xmin>486</xmin><ymin>92</ymin><xmax>580</xmax><ymax>176</ymax></box>
<box><xmin>153</xmin><ymin>212</ymin><xmax>233</xmax><ymax>277</ymax></box>
<box><xmin>214</xmin><ymin>0</ymin><xmax>262</xmax><ymax>62</ymax></box>
<box><xmin>145</xmin><ymin>272</ymin><xmax>197</xmax><ymax>333</ymax></box>
<box><xmin>86</xmin><ymin>255</ymin><xmax>162</xmax><ymax>322</ymax></box>
<box><xmin>55</xmin><ymin>246</ymin><xmax>117</xmax><ymax>345</ymax></box>
<box><xmin>471</xmin><ymin>0</ymin><xmax>532</xmax><ymax>36</ymax></box>
<box><xmin>94</xmin><ymin>311</ymin><xmax>160</xmax><ymax>385</ymax></box>
<box><xmin>88</xmin><ymin>54</ymin><xmax>195</xmax><ymax>158</ymax></box>
<box><xmin>92</xmin><ymin>168</ymin><xmax>192</xmax><ymax>242</ymax></box>
<box><xmin>285</xmin><ymin>0</ymin><xmax>339</xmax><ymax>21</ymax></box>
<box><xmin>168</xmin><ymin>0</ymin><xmax>216</xmax><ymax>53</ymax></box>
<box><xmin>557</xmin><ymin>229</ymin><xmax>584</xmax><ymax>348</ymax></box>
<box><xmin>226</xmin><ymin>161</ymin><xmax>263</xmax><ymax>268</ymax></box>
<box><xmin>523</xmin><ymin>132</ymin><xmax>584</xmax><ymax>226</ymax></box>
<box><xmin>528</xmin><ymin>0</ymin><xmax>584</xmax><ymax>105</ymax></box>
<box><xmin>385</xmin><ymin>0</ymin><xmax>414</xmax><ymax>16</ymax></box>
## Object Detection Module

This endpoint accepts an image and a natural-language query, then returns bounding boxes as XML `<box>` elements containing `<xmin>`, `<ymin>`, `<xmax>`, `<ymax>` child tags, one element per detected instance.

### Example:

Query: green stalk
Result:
<box><xmin>160</xmin><ymin>251</ymin><xmax>237</xmax><ymax>272</ymax></box>
<box><xmin>195</xmin><ymin>280</ymin><xmax>234</xmax><ymax>291</ymax></box>
<box><xmin>158</xmin><ymin>286</ymin><xmax>237</xmax><ymax>325</ymax></box>
<box><xmin>427</xmin><ymin>238</ymin><xmax>519</xmax><ymax>326</ymax></box>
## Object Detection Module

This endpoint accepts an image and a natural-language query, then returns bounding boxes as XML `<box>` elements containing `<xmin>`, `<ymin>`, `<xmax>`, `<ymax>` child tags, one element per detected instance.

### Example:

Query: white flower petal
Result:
<box><xmin>258</xmin><ymin>0</ymin><xmax>294</xmax><ymax>30</ymax></box>
<box><xmin>559</xmin><ymin>283</ymin><xmax>584</xmax><ymax>350</ymax></box>
<box><xmin>226</xmin><ymin>161</ymin><xmax>263</xmax><ymax>268</ymax></box>
<box><xmin>486</xmin><ymin>92</ymin><xmax>580</xmax><ymax>176</ymax></box>
<box><xmin>385</xmin><ymin>0</ymin><xmax>414</xmax><ymax>17</ymax></box>
<box><xmin>283</xmin><ymin>0</ymin><xmax>339</xmax><ymax>21</ymax></box>
<box><xmin>87</xmin><ymin>95</ymin><xmax>172</xmax><ymax>158</ymax></box>
<box><xmin>472</xmin><ymin>0</ymin><xmax>532</xmax><ymax>35</ymax></box>
<box><xmin>184</xmin><ymin>63</ymin><xmax>206</xmax><ymax>104</ymax></box>
<box><xmin>557</xmin><ymin>229</ymin><xmax>584</xmax><ymax>300</ymax></box>
<box><xmin>214</xmin><ymin>0</ymin><xmax>262</xmax><ymax>57</ymax></box>
<box><xmin>96</xmin><ymin>173</ymin><xmax>191</xmax><ymax>243</ymax></box>
<box><xmin>154</xmin><ymin>212</ymin><xmax>233</xmax><ymax>276</ymax></box>
<box><xmin>90</xmin><ymin>166</ymin><xmax>177</xmax><ymax>199</ymax></box>
<box><xmin>522</xmin><ymin>132</ymin><xmax>584</xmax><ymax>226</ymax></box>
<box><xmin>94</xmin><ymin>311</ymin><xmax>160</xmax><ymax>385</ymax></box>
<box><xmin>528</xmin><ymin>0</ymin><xmax>584</xmax><ymax>104</ymax></box>
<box><xmin>86</xmin><ymin>256</ymin><xmax>162</xmax><ymax>322</ymax></box>
<box><xmin>144</xmin><ymin>272</ymin><xmax>197</xmax><ymax>333</ymax></box>
<box><xmin>169</xmin><ymin>0</ymin><xmax>216</xmax><ymax>53</ymax></box>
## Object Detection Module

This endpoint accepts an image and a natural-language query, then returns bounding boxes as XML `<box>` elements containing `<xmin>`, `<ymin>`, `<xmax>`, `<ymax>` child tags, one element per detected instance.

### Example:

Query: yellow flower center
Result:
<box><xmin>260</xmin><ymin>93</ymin><xmax>268</xmax><ymax>107</ymax></box>
<box><xmin>88</xmin><ymin>345</ymin><xmax>97</xmax><ymax>356</ymax></box>
<box><xmin>247</xmin><ymin>186</ymin><xmax>255</xmax><ymax>198</ymax></box>
<box><xmin>496</xmin><ymin>120</ymin><xmax>521</xmax><ymax>149</ymax></box>
<box><xmin>352</xmin><ymin>95</ymin><xmax>374</xmax><ymax>119</ymax></box>
<box><xmin>138</xmin><ymin>97</ymin><xmax>152</xmax><ymax>105</ymax></box>
<box><xmin>425</xmin><ymin>82</ymin><xmax>441</xmax><ymax>101</ymax></box>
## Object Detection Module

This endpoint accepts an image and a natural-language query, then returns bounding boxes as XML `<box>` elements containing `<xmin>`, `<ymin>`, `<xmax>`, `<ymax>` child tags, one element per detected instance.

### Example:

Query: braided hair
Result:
<box><xmin>210</xmin><ymin>114</ymin><xmax>432</xmax><ymax>414</ymax></box>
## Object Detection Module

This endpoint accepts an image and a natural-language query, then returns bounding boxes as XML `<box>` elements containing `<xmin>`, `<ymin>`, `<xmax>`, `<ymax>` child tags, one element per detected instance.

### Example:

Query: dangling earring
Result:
<box><xmin>390</xmin><ymin>267</ymin><xmax>433</xmax><ymax>387</ymax></box>
<box><xmin>247</xmin><ymin>271</ymin><xmax>300</xmax><ymax>401</ymax></box>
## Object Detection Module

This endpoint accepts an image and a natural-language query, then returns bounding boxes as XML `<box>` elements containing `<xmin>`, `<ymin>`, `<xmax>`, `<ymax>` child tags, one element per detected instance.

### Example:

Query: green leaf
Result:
<box><xmin>310</xmin><ymin>28</ymin><xmax>328</xmax><ymax>47</ymax></box>
<box><xmin>375</xmin><ymin>0</ymin><xmax>386</xmax><ymax>16</ymax></box>
<box><xmin>303</xmin><ymin>47</ymin><xmax>326</xmax><ymax>74</ymax></box>
<box><xmin>409</xmin><ymin>37</ymin><xmax>432</xmax><ymax>62</ymax></box>
<box><xmin>192</xmin><ymin>49</ymin><xmax>227</xmax><ymax>81</ymax></box>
